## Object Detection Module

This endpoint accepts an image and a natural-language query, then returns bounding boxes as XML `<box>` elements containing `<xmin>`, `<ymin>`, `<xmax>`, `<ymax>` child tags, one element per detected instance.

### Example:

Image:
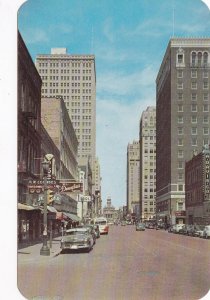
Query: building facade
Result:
<box><xmin>139</xmin><ymin>107</ymin><xmax>156</xmax><ymax>221</ymax></box>
<box><xmin>41</xmin><ymin>96</ymin><xmax>78</xmax><ymax>181</ymax></box>
<box><xmin>103</xmin><ymin>197</ymin><xmax>118</xmax><ymax>222</ymax></box>
<box><xmin>185</xmin><ymin>145</ymin><xmax>210</xmax><ymax>225</ymax></box>
<box><xmin>126</xmin><ymin>141</ymin><xmax>140</xmax><ymax>216</ymax></box>
<box><xmin>35</xmin><ymin>48</ymin><xmax>96</xmax><ymax>165</ymax></box>
<box><xmin>156</xmin><ymin>38</ymin><xmax>210</xmax><ymax>225</ymax></box>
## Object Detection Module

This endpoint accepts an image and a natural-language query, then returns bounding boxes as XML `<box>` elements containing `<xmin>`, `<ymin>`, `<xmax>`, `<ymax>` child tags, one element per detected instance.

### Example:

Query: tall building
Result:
<box><xmin>35</xmin><ymin>48</ymin><xmax>96</xmax><ymax>164</ymax></box>
<box><xmin>126</xmin><ymin>141</ymin><xmax>140</xmax><ymax>216</ymax></box>
<box><xmin>156</xmin><ymin>38</ymin><xmax>210</xmax><ymax>225</ymax></box>
<box><xmin>139</xmin><ymin>107</ymin><xmax>156</xmax><ymax>221</ymax></box>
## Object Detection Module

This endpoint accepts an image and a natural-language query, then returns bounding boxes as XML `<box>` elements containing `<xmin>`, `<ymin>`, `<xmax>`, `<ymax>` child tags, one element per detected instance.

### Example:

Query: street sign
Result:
<box><xmin>80</xmin><ymin>196</ymin><xmax>91</xmax><ymax>202</ymax></box>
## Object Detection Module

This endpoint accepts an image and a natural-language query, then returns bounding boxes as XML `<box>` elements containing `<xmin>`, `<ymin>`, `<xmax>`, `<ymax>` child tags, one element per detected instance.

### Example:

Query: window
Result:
<box><xmin>178</xmin><ymin>104</ymin><xmax>183</xmax><ymax>112</ymax></box>
<box><xmin>203</xmin><ymin>93</ymin><xmax>209</xmax><ymax>101</ymax></box>
<box><xmin>191</xmin><ymin>115</ymin><xmax>197</xmax><ymax>123</ymax></box>
<box><xmin>203</xmin><ymin>81</ymin><xmax>209</xmax><ymax>89</ymax></box>
<box><xmin>178</xmin><ymin>116</ymin><xmax>183</xmax><ymax>123</ymax></box>
<box><xmin>192</xmin><ymin>138</ymin><xmax>197</xmax><ymax>146</ymax></box>
<box><xmin>191</xmin><ymin>104</ymin><xmax>197</xmax><ymax>112</ymax></box>
<box><xmin>203</xmin><ymin>127</ymin><xmax>209</xmax><ymax>135</ymax></box>
<box><xmin>191</xmin><ymin>127</ymin><xmax>197</xmax><ymax>135</ymax></box>
<box><xmin>191</xmin><ymin>93</ymin><xmax>197</xmax><ymax>101</ymax></box>
<box><xmin>177</xmin><ymin>82</ymin><xmax>183</xmax><ymax>89</ymax></box>
<box><xmin>178</xmin><ymin>138</ymin><xmax>183</xmax><ymax>146</ymax></box>
<box><xmin>203</xmin><ymin>52</ymin><xmax>208</xmax><ymax>66</ymax></box>
<box><xmin>178</xmin><ymin>93</ymin><xmax>183</xmax><ymax>101</ymax></box>
<box><xmin>203</xmin><ymin>104</ymin><xmax>209</xmax><ymax>112</ymax></box>
<box><xmin>178</xmin><ymin>127</ymin><xmax>184</xmax><ymax>135</ymax></box>
<box><xmin>191</xmin><ymin>82</ymin><xmax>197</xmax><ymax>89</ymax></box>
<box><xmin>178</xmin><ymin>161</ymin><xmax>184</xmax><ymax>169</ymax></box>
<box><xmin>177</xmin><ymin>70</ymin><xmax>183</xmax><ymax>78</ymax></box>
<box><xmin>178</xmin><ymin>150</ymin><xmax>184</xmax><ymax>158</ymax></box>
<box><xmin>178</xmin><ymin>54</ymin><xmax>183</xmax><ymax>64</ymax></box>
<box><xmin>191</xmin><ymin>52</ymin><xmax>196</xmax><ymax>66</ymax></box>
<box><xmin>203</xmin><ymin>70</ymin><xmax>208</xmax><ymax>78</ymax></box>
<box><xmin>191</xmin><ymin>70</ymin><xmax>197</xmax><ymax>78</ymax></box>
<box><xmin>203</xmin><ymin>115</ymin><xmax>209</xmax><ymax>124</ymax></box>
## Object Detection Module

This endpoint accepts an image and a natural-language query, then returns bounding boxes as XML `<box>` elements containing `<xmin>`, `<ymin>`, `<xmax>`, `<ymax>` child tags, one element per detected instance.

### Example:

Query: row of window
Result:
<box><xmin>177</xmin><ymin>81</ymin><xmax>209</xmax><ymax>89</ymax></box>
<box><xmin>41</xmin><ymin>75</ymin><xmax>92</xmax><ymax>81</ymax></box>
<box><xmin>177</xmin><ymin>92</ymin><xmax>209</xmax><ymax>101</ymax></box>
<box><xmin>39</xmin><ymin>68</ymin><xmax>92</xmax><ymax>74</ymax></box>
<box><xmin>178</xmin><ymin>137</ymin><xmax>209</xmax><ymax>146</ymax></box>
<box><xmin>177</xmin><ymin>70</ymin><xmax>208</xmax><ymax>78</ymax></box>
<box><xmin>38</xmin><ymin>61</ymin><xmax>92</xmax><ymax>67</ymax></box>
<box><xmin>71</xmin><ymin>115</ymin><xmax>92</xmax><ymax>120</ymax></box>
<box><xmin>177</xmin><ymin>113</ymin><xmax>209</xmax><ymax>126</ymax></box>
<box><xmin>42</xmin><ymin>88</ymin><xmax>92</xmax><ymax>94</ymax></box>
<box><xmin>73</xmin><ymin>122</ymin><xmax>91</xmax><ymax>127</ymax></box>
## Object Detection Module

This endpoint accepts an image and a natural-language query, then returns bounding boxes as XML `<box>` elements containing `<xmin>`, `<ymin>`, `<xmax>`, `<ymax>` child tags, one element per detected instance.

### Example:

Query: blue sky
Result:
<box><xmin>17</xmin><ymin>0</ymin><xmax>210</xmax><ymax>209</ymax></box>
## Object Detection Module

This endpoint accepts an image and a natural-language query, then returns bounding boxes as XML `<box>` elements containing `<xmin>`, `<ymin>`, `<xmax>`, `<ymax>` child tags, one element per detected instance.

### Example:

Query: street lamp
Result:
<box><xmin>40</xmin><ymin>159</ymin><xmax>50</xmax><ymax>256</ymax></box>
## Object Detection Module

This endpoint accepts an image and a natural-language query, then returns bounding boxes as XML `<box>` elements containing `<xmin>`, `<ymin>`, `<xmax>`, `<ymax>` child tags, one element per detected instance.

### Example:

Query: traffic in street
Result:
<box><xmin>18</xmin><ymin>224</ymin><xmax>210</xmax><ymax>300</ymax></box>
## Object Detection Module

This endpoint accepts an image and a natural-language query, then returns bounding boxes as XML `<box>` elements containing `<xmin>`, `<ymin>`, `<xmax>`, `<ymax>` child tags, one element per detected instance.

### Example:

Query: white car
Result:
<box><xmin>203</xmin><ymin>225</ymin><xmax>210</xmax><ymax>239</ymax></box>
<box><xmin>172</xmin><ymin>224</ymin><xmax>185</xmax><ymax>233</ymax></box>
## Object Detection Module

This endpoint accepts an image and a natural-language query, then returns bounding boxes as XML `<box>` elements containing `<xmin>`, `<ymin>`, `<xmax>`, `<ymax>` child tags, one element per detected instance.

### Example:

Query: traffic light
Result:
<box><xmin>47</xmin><ymin>189</ymin><xmax>54</xmax><ymax>204</ymax></box>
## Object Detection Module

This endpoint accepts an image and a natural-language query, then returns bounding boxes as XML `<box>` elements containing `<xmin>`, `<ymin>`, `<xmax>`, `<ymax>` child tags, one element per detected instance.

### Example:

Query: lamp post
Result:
<box><xmin>40</xmin><ymin>159</ymin><xmax>50</xmax><ymax>256</ymax></box>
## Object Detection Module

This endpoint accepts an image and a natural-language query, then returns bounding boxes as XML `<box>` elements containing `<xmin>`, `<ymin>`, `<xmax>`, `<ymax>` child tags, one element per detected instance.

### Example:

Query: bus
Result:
<box><xmin>94</xmin><ymin>217</ymin><xmax>109</xmax><ymax>235</ymax></box>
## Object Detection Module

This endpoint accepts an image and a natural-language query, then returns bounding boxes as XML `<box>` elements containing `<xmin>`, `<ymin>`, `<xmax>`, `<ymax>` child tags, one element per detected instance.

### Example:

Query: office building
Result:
<box><xmin>156</xmin><ymin>38</ymin><xmax>210</xmax><ymax>225</ymax></box>
<box><xmin>126</xmin><ymin>141</ymin><xmax>140</xmax><ymax>216</ymax></box>
<box><xmin>35</xmin><ymin>48</ymin><xmax>96</xmax><ymax>165</ymax></box>
<box><xmin>139</xmin><ymin>107</ymin><xmax>156</xmax><ymax>221</ymax></box>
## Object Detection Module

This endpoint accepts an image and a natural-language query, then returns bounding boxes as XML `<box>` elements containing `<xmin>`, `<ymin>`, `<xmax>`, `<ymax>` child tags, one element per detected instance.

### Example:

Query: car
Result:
<box><xmin>147</xmin><ymin>223</ymin><xmax>155</xmax><ymax>229</ymax></box>
<box><xmin>178</xmin><ymin>224</ymin><xmax>187</xmax><ymax>234</ymax></box>
<box><xmin>136</xmin><ymin>223</ymin><xmax>145</xmax><ymax>231</ymax></box>
<box><xmin>203</xmin><ymin>225</ymin><xmax>210</xmax><ymax>239</ymax></box>
<box><xmin>121</xmin><ymin>221</ymin><xmax>127</xmax><ymax>226</ymax></box>
<box><xmin>186</xmin><ymin>225</ymin><xmax>195</xmax><ymax>236</ymax></box>
<box><xmin>193</xmin><ymin>225</ymin><xmax>205</xmax><ymax>237</ymax></box>
<box><xmin>78</xmin><ymin>224</ymin><xmax>97</xmax><ymax>244</ymax></box>
<box><xmin>168</xmin><ymin>225</ymin><xmax>175</xmax><ymax>233</ymax></box>
<box><xmin>173</xmin><ymin>224</ymin><xmax>185</xmax><ymax>233</ymax></box>
<box><xmin>60</xmin><ymin>228</ymin><xmax>94</xmax><ymax>253</ymax></box>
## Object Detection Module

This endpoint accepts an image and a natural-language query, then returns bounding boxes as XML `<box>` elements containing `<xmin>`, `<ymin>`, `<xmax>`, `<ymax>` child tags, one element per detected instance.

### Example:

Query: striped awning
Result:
<box><xmin>18</xmin><ymin>203</ymin><xmax>40</xmax><ymax>211</ymax></box>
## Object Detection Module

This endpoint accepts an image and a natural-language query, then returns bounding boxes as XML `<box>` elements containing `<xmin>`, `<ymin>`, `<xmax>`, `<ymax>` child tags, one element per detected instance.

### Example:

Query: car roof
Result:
<box><xmin>66</xmin><ymin>228</ymin><xmax>89</xmax><ymax>233</ymax></box>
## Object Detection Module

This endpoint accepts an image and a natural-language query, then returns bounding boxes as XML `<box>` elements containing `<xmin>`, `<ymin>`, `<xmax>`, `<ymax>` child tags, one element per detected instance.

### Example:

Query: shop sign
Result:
<box><xmin>175</xmin><ymin>210</ymin><xmax>186</xmax><ymax>217</ymax></box>
<box><xmin>205</xmin><ymin>154</ymin><xmax>210</xmax><ymax>194</ymax></box>
<box><xmin>58</xmin><ymin>181</ymin><xmax>83</xmax><ymax>193</ymax></box>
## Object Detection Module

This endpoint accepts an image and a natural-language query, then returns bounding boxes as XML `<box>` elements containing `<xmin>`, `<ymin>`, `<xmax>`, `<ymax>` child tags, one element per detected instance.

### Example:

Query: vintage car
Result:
<box><xmin>136</xmin><ymin>223</ymin><xmax>145</xmax><ymax>231</ymax></box>
<box><xmin>60</xmin><ymin>228</ymin><xmax>94</xmax><ymax>253</ymax></box>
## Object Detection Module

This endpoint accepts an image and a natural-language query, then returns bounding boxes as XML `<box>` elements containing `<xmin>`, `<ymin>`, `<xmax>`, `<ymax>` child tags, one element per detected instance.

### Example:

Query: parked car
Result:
<box><xmin>147</xmin><ymin>223</ymin><xmax>155</xmax><ymax>229</ymax></box>
<box><xmin>121</xmin><ymin>221</ymin><xmax>127</xmax><ymax>226</ymax></box>
<box><xmin>136</xmin><ymin>223</ymin><xmax>145</xmax><ymax>231</ymax></box>
<box><xmin>172</xmin><ymin>224</ymin><xmax>185</xmax><ymax>233</ymax></box>
<box><xmin>186</xmin><ymin>225</ymin><xmax>195</xmax><ymax>236</ymax></box>
<box><xmin>168</xmin><ymin>225</ymin><xmax>175</xmax><ymax>233</ymax></box>
<box><xmin>60</xmin><ymin>228</ymin><xmax>94</xmax><ymax>253</ymax></box>
<box><xmin>193</xmin><ymin>225</ymin><xmax>205</xmax><ymax>237</ymax></box>
<box><xmin>78</xmin><ymin>224</ymin><xmax>97</xmax><ymax>244</ymax></box>
<box><xmin>203</xmin><ymin>225</ymin><xmax>210</xmax><ymax>239</ymax></box>
<box><xmin>178</xmin><ymin>225</ymin><xmax>187</xmax><ymax>234</ymax></box>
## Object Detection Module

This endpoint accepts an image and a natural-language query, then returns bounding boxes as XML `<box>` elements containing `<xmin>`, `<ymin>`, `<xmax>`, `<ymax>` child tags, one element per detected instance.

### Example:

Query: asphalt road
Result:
<box><xmin>18</xmin><ymin>225</ymin><xmax>210</xmax><ymax>300</ymax></box>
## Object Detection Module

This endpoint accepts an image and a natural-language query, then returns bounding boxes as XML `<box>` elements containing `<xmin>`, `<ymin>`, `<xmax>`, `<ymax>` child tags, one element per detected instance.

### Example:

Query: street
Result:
<box><xmin>18</xmin><ymin>225</ymin><xmax>210</xmax><ymax>300</ymax></box>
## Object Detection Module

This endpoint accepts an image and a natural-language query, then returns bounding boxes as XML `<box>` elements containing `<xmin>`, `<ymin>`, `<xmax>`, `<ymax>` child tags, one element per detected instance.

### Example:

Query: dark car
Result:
<box><xmin>136</xmin><ymin>223</ymin><xmax>145</xmax><ymax>231</ymax></box>
<box><xmin>147</xmin><ymin>223</ymin><xmax>155</xmax><ymax>229</ymax></box>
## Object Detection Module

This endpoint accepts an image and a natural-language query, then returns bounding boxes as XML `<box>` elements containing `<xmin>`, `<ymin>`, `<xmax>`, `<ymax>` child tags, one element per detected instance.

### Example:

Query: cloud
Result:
<box><xmin>97</xmin><ymin>65</ymin><xmax>157</xmax><ymax>97</ymax></box>
<box><xmin>22</xmin><ymin>28</ymin><xmax>49</xmax><ymax>44</ymax></box>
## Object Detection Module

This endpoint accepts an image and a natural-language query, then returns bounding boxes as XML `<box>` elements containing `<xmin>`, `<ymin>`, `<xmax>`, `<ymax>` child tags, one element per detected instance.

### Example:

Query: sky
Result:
<box><xmin>16</xmin><ymin>0</ymin><xmax>210</xmax><ymax>209</ymax></box>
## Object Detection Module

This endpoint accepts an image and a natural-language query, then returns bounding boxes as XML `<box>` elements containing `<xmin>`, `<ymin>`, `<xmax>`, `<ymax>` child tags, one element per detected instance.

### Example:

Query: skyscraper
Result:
<box><xmin>126</xmin><ymin>141</ymin><xmax>140</xmax><ymax>216</ymax></box>
<box><xmin>156</xmin><ymin>38</ymin><xmax>210</xmax><ymax>225</ymax></box>
<box><xmin>139</xmin><ymin>107</ymin><xmax>156</xmax><ymax>221</ymax></box>
<box><xmin>35</xmin><ymin>48</ymin><xmax>96</xmax><ymax>164</ymax></box>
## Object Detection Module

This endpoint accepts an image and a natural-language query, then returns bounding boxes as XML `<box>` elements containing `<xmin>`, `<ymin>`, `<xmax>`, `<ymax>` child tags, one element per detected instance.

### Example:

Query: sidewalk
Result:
<box><xmin>18</xmin><ymin>236</ymin><xmax>62</xmax><ymax>261</ymax></box>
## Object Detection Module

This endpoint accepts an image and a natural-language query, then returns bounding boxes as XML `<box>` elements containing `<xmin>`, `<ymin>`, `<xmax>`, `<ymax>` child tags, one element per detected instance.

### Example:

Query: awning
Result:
<box><xmin>47</xmin><ymin>206</ymin><xmax>58</xmax><ymax>213</ymax></box>
<box><xmin>63</xmin><ymin>212</ymin><xmax>81</xmax><ymax>222</ymax></box>
<box><xmin>18</xmin><ymin>203</ymin><xmax>40</xmax><ymax>211</ymax></box>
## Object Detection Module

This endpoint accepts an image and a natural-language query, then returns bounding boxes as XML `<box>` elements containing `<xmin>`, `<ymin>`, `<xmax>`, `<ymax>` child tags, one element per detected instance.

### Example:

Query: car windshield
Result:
<box><xmin>66</xmin><ymin>230</ymin><xmax>87</xmax><ymax>235</ymax></box>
